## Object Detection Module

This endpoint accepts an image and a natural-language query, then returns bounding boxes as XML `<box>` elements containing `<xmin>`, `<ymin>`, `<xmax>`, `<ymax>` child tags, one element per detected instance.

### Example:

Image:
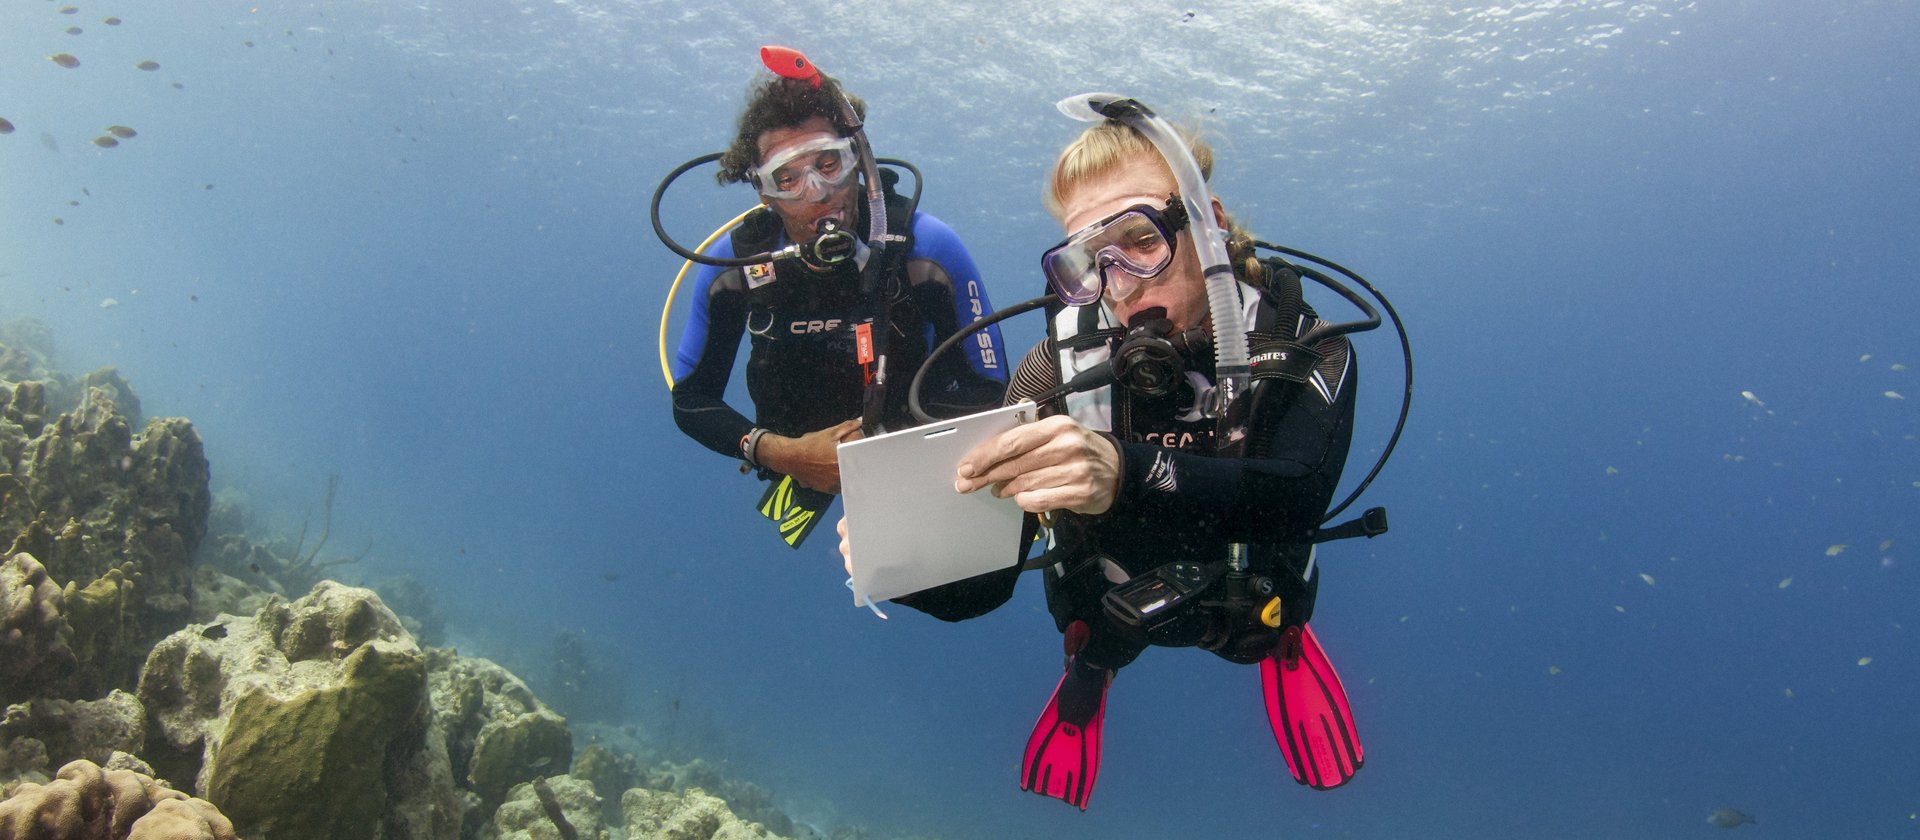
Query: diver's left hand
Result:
<box><xmin>954</xmin><ymin>415</ymin><xmax>1119</xmax><ymax>515</ymax></box>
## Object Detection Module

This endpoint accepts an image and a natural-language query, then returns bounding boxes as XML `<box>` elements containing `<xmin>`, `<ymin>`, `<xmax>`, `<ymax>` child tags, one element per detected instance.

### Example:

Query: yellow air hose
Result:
<box><xmin>659</xmin><ymin>207</ymin><xmax>760</xmax><ymax>389</ymax></box>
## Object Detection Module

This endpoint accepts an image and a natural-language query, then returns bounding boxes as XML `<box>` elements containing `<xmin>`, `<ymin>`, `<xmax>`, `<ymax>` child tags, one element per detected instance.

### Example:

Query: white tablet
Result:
<box><xmin>837</xmin><ymin>402</ymin><xmax>1036</xmax><ymax>608</ymax></box>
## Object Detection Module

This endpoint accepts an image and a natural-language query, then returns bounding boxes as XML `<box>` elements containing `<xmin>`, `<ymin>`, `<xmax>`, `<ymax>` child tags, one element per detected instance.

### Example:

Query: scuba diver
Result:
<box><xmin>838</xmin><ymin>95</ymin><xmax>1409</xmax><ymax>809</ymax></box>
<box><xmin>658</xmin><ymin>48</ymin><xmax>1007</xmax><ymax>548</ymax></box>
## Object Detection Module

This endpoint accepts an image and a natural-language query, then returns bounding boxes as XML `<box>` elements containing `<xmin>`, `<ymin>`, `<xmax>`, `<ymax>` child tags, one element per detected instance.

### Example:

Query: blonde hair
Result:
<box><xmin>1044</xmin><ymin>120</ymin><xmax>1264</xmax><ymax>283</ymax></box>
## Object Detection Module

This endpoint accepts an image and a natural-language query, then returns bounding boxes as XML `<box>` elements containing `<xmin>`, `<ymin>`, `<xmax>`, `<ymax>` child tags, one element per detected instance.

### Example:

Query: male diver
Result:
<box><xmin>664</xmin><ymin>49</ymin><xmax>1007</xmax><ymax>547</ymax></box>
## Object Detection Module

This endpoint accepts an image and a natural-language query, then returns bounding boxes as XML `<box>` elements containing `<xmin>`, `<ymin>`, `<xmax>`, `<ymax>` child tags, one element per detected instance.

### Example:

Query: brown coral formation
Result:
<box><xmin>1</xmin><ymin>553</ymin><xmax>75</xmax><ymax>704</ymax></box>
<box><xmin>138</xmin><ymin>582</ymin><xmax>436</xmax><ymax>840</ymax></box>
<box><xmin>0</xmin><ymin>759</ymin><xmax>235</xmax><ymax>840</ymax></box>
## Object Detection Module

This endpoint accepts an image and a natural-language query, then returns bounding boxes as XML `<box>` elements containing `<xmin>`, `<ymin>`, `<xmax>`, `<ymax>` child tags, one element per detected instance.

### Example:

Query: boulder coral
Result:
<box><xmin>1</xmin><ymin>553</ymin><xmax>75</xmax><ymax>704</ymax></box>
<box><xmin>138</xmin><ymin>582</ymin><xmax>438</xmax><ymax>840</ymax></box>
<box><xmin>138</xmin><ymin>582</ymin><xmax>577</xmax><ymax>840</ymax></box>
<box><xmin>0</xmin><ymin>758</ymin><xmax>236</xmax><ymax>840</ymax></box>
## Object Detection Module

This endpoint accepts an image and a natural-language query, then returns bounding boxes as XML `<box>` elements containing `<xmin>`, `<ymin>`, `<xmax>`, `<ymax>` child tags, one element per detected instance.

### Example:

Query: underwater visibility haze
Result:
<box><xmin>2</xmin><ymin>0</ymin><xmax>1917</xmax><ymax>837</ymax></box>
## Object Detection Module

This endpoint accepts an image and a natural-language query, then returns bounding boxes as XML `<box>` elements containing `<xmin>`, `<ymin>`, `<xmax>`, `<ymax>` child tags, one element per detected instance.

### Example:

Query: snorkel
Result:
<box><xmin>1055</xmin><ymin>94</ymin><xmax>1248</xmax><ymax>422</ymax></box>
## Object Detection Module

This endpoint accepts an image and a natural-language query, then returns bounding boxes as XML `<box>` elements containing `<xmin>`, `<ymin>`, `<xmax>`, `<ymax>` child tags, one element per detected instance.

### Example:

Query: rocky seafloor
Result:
<box><xmin>0</xmin><ymin>319</ymin><xmax>918</xmax><ymax>840</ymax></box>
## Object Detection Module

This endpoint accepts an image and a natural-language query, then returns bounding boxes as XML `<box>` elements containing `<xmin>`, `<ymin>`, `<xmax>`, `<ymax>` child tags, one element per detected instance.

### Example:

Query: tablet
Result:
<box><xmin>837</xmin><ymin>402</ymin><xmax>1036</xmax><ymax>607</ymax></box>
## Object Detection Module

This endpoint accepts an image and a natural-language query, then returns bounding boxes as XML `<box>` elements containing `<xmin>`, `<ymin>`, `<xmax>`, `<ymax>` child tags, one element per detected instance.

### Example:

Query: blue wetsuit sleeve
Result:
<box><xmin>670</xmin><ymin>239</ymin><xmax>757</xmax><ymax>459</ymax></box>
<box><xmin>911</xmin><ymin>213</ymin><xmax>1007</xmax><ymax>382</ymax></box>
<box><xmin>672</xmin><ymin>239</ymin><xmax>732</xmax><ymax>382</ymax></box>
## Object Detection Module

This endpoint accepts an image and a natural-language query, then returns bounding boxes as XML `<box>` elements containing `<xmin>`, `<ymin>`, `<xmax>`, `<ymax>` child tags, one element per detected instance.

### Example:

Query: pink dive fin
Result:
<box><xmin>759</xmin><ymin>45</ymin><xmax>822</xmax><ymax>88</ymax></box>
<box><xmin>1020</xmin><ymin>661</ymin><xmax>1107</xmax><ymax>810</ymax></box>
<box><xmin>1261</xmin><ymin>624</ymin><xmax>1363</xmax><ymax>790</ymax></box>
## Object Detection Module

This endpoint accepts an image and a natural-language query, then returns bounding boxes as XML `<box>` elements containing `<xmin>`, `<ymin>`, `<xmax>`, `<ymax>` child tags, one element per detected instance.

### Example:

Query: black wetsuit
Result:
<box><xmin>897</xmin><ymin>261</ymin><xmax>1357</xmax><ymax>671</ymax></box>
<box><xmin>671</xmin><ymin>204</ymin><xmax>1007</xmax><ymax>465</ymax></box>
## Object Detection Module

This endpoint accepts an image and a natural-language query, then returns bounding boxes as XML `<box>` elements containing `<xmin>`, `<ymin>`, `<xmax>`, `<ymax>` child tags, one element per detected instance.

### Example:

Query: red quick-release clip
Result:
<box><xmin>855</xmin><ymin>322</ymin><xmax>874</xmax><ymax>365</ymax></box>
<box><xmin>855</xmin><ymin>321</ymin><xmax>876</xmax><ymax>385</ymax></box>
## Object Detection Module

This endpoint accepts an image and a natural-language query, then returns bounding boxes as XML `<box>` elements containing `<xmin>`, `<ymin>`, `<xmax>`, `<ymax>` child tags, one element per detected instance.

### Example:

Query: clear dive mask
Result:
<box><xmin>1041</xmin><ymin>195</ymin><xmax>1189</xmax><ymax>306</ymax></box>
<box><xmin>749</xmin><ymin>135</ymin><xmax>858</xmax><ymax>202</ymax></box>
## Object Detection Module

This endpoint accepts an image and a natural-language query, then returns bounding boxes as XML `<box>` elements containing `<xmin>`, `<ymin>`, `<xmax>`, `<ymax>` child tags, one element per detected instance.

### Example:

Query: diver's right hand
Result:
<box><xmin>836</xmin><ymin>516</ymin><xmax>853</xmax><ymax>576</ymax></box>
<box><xmin>757</xmin><ymin>419</ymin><xmax>863</xmax><ymax>493</ymax></box>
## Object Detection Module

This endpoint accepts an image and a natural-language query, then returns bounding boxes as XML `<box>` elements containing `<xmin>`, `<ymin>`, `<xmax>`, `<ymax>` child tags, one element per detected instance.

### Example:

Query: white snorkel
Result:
<box><xmin>1055</xmin><ymin>93</ymin><xmax>1250</xmax><ymax>418</ymax></box>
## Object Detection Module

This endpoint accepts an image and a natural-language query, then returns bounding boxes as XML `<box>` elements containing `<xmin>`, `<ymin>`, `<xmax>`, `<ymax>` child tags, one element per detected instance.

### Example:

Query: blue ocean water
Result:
<box><xmin>4</xmin><ymin>0</ymin><xmax>1916</xmax><ymax>837</ymax></box>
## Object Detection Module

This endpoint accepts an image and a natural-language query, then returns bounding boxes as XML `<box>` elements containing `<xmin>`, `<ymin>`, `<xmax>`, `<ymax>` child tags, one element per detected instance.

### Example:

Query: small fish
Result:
<box><xmin>529</xmin><ymin>756</ymin><xmax>552</xmax><ymax>770</ymax></box>
<box><xmin>136</xmin><ymin>60</ymin><xmax>160</xmax><ymax>71</ymax></box>
<box><xmin>59</xmin><ymin>5</ymin><xmax>78</xmax><ymax>14</ymax></box>
<box><xmin>601</xmin><ymin>570</ymin><xmax>620</xmax><ymax>582</ymax></box>
<box><xmin>1739</xmin><ymin>390</ymin><xmax>1763</xmax><ymax>407</ymax></box>
<box><xmin>1826</xmin><ymin>544</ymin><xmax>1847</xmax><ymax>557</ymax></box>
<box><xmin>1858</xmin><ymin>656</ymin><xmax>1872</xmax><ymax>666</ymax></box>
<box><xmin>1880</xmin><ymin>539</ymin><xmax>1894</xmax><ymax>551</ymax></box>
<box><xmin>92</xmin><ymin>136</ymin><xmax>118</xmax><ymax>148</ymax></box>
<box><xmin>105</xmin><ymin>124</ymin><xmax>136</xmax><ymax>138</ymax></box>
<box><xmin>1707</xmin><ymin>807</ymin><xmax>1755</xmax><ymax>828</ymax></box>
<box><xmin>1893</xmin><ymin>363</ymin><xmax>1909</xmax><ymax>371</ymax></box>
<box><xmin>0</xmin><ymin>117</ymin><xmax>13</xmax><ymax>134</ymax></box>
<box><xmin>99</xmin><ymin>298</ymin><xmax>118</xmax><ymax>308</ymax></box>
<box><xmin>1886</xmin><ymin>390</ymin><xmax>1905</xmax><ymax>400</ymax></box>
<box><xmin>171</xmin><ymin>81</ymin><xmax>184</xmax><ymax>90</ymax></box>
<box><xmin>66</xmin><ymin>26</ymin><xmax>83</xmax><ymax>35</ymax></box>
<box><xmin>1777</xmin><ymin>577</ymin><xmax>1791</xmax><ymax>589</ymax></box>
<box><xmin>50</xmin><ymin>53</ymin><xmax>81</xmax><ymax>68</ymax></box>
<box><xmin>53</xmin><ymin>217</ymin><xmax>64</xmax><ymax>225</ymax></box>
<box><xmin>1639</xmin><ymin>573</ymin><xmax>1656</xmax><ymax>587</ymax></box>
<box><xmin>103</xmin><ymin>16</ymin><xmax>121</xmax><ymax>25</ymax></box>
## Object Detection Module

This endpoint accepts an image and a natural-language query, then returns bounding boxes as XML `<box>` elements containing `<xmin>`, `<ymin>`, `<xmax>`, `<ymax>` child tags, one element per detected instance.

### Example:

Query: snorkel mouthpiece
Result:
<box><xmin>1055</xmin><ymin>93</ymin><xmax>1248</xmax><ymax>409</ymax></box>
<box><xmin>760</xmin><ymin>45</ymin><xmax>822</xmax><ymax>88</ymax></box>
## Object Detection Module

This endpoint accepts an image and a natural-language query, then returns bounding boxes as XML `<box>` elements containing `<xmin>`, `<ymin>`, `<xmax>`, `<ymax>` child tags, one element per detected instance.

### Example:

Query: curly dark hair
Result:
<box><xmin>715</xmin><ymin>74</ymin><xmax>866</xmax><ymax>186</ymax></box>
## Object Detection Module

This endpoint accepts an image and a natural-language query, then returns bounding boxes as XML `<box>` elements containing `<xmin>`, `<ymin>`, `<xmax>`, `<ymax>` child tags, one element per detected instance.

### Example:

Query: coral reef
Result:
<box><xmin>1</xmin><ymin>342</ymin><xmax>211</xmax><ymax>695</ymax></box>
<box><xmin>426</xmin><ymin>647</ymin><xmax>574</xmax><ymax>833</ymax></box>
<box><xmin>0</xmin><ymin>758</ymin><xmax>235</xmax><ymax>840</ymax></box>
<box><xmin>621</xmin><ymin>787</ymin><xmax>788</xmax><ymax>840</ymax></box>
<box><xmin>483</xmin><ymin>775</ymin><xmax>605</xmax><ymax>840</ymax></box>
<box><xmin>1</xmin><ymin>691</ymin><xmax>145</xmax><ymax>778</ymax></box>
<box><xmin>0</xmin><ymin>324</ymin><xmax>869</xmax><ymax>840</ymax></box>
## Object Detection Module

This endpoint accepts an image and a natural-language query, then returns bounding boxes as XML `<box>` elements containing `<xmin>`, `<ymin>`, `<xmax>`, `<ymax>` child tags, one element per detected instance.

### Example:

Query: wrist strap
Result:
<box><xmin>742</xmin><ymin>427</ymin><xmax>771</xmax><ymax>467</ymax></box>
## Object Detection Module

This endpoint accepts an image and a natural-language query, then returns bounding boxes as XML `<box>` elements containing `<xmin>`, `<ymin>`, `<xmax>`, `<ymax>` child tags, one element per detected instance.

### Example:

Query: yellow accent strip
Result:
<box><xmin>759</xmin><ymin>474</ymin><xmax>795</xmax><ymax>520</ymax></box>
<box><xmin>779</xmin><ymin>507</ymin><xmax>819</xmax><ymax>546</ymax></box>
<box><xmin>660</xmin><ymin>207</ymin><xmax>762</xmax><ymax>389</ymax></box>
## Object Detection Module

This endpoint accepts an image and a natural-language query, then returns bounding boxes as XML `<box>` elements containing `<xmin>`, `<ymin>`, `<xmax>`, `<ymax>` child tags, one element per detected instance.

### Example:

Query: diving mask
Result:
<box><xmin>1041</xmin><ymin>196</ymin><xmax>1189</xmax><ymax>306</ymax></box>
<box><xmin>749</xmin><ymin>135</ymin><xmax>858</xmax><ymax>202</ymax></box>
